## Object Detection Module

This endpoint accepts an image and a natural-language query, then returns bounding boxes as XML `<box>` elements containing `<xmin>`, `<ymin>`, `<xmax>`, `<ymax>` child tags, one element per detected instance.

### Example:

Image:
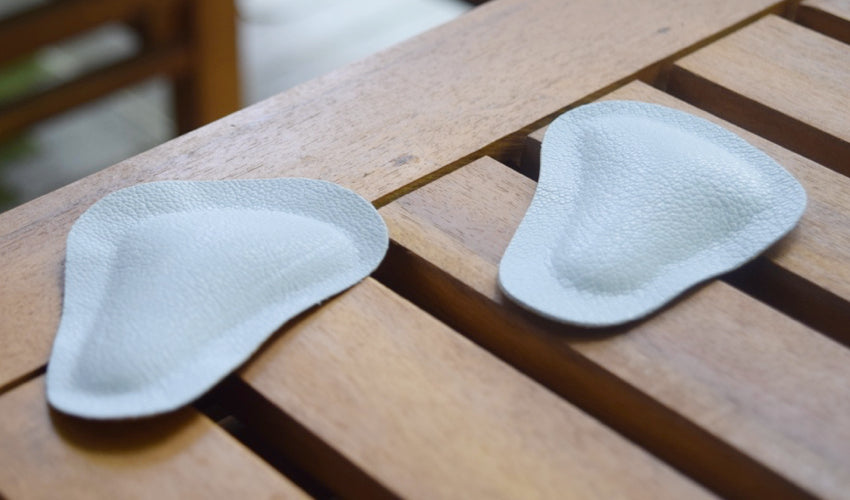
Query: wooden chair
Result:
<box><xmin>0</xmin><ymin>0</ymin><xmax>240</xmax><ymax>142</ymax></box>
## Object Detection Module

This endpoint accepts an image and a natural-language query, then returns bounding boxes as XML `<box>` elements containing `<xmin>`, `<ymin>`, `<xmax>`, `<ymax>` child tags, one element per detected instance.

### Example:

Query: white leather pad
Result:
<box><xmin>47</xmin><ymin>178</ymin><xmax>388</xmax><ymax>419</ymax></box>
<box><xmin>499</xmin><ymin>101</ymin><xmax>806</xmax><ymax>327</ymax></box>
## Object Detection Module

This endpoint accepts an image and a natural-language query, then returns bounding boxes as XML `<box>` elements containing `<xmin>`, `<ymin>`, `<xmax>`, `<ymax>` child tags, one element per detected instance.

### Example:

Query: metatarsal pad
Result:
<box><xmin>499</xmin><ymin>101</ymin><xmax>806</xmax><ymax>327</ymax></box>
<box><xmin>47</xmin><ymin>179</ymin><xmax>388</xmax><ymax>419</ymax></box>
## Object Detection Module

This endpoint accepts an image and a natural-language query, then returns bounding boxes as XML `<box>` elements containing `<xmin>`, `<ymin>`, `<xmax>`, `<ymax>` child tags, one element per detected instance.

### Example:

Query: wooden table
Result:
<box><xmin>1</xmin><ymin>0</ymin><xmax>849</xmax><ymax>498</ymax></box>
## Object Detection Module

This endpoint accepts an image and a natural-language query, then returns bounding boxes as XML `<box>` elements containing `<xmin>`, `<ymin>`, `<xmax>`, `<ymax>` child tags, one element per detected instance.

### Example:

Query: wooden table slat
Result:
<box><xmin>668</xmin><ymin>14</ymin><xmax>850</xmax><ymax>177</ymax></box>
<box><xmin>234</xmin><ymin>279</ymin><xmax>710</xmax><ymax>499</ymax></box>
<box><xmin>378</xmin><ymin>153</ymin><xmax>850</xmax><ymax>500</ymax></box>
<box><xmin>0</xmin><ymin>377</ymin><xmax>307</xmax><ymax>499</ymax></box>
<box><xmin>527</xmin><ymin>81</ymin><xmax>850</xmax><ymax>344</ymax></box>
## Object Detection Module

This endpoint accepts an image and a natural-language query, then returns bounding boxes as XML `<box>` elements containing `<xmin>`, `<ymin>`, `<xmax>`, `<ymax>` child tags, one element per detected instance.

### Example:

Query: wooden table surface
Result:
<box><xmin>1</xmin><ymin>0</ymin><xmax>849</xmax><ymax>498</ymax></box>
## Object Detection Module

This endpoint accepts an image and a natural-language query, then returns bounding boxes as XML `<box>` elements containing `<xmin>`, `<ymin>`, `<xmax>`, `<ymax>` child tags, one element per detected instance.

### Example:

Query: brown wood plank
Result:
<box><xmin>0</xmin><ymin>0</ymin><xmax>786</xmax><ymax>389</ymax></box>
<box><xmin>668</xmin><ymin>15</ymin><xmax>850</xmax><ymax>176</ymax></box>
<box><xmin>0</xmin><ymin>377</ymin><xmax>306</xmax><ymax>499</ymax></box>
<box><xmin>377</xmin><ymin>155</ymin><xmax>850</xmax><ymax>499</ymax></box>
<box><xmin>527</xmin><ymin>81</ymin><xmax>850</xmax><ymax>343</ymax></box>
<box><xmin>233</xmin><ymin>278</ymin><xmax>711</xmax><ymax>499</ymax></box>
<box><xmin>797</xmin><ymin>0</ymin><xmax>850</xmax><ymax>44</ymax></box>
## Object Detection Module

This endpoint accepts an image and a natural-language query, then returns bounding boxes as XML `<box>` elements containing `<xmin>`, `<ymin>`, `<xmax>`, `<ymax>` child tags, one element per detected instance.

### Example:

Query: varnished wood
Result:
<box><xmin>0</xmin><ymin>0</ymin><xmax>787</xmax><ymax>392</ymax></box>
<box><xmin>378</xmin><ymin>155</ymin><xmax>850</xmax><ymax>499</ymax></box>
<box><xmin>236</xmin><ymin>279</ymin><xmax>710</xmax><ymax>499</ymax></box>
<box><xmin>526</xmin><ymin>81</ymin><xmax>850</xmax><ymax>344</ymax></box>
<box><xmin>797</xmin><ymin>0</ymin><xmax>850</xmax><ymax>44</ymax></box>
<box><xmin>0</xmin><ymin>377</ymin><xmax>306</xmax><ymax>499</ymax></box>
<box><xmin>668</xmin><ymin>15</ymin><xmax>850</xmax><ymax>176</ymax></box>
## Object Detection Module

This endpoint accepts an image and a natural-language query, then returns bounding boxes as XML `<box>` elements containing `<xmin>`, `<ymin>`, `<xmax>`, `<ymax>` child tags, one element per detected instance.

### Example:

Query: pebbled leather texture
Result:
<box><xmin>47</xmin><ymin>178</ymin><xmax>388</xmax><ymax>419</ymax></box>
<box><xmin>499</xmin><ymin>101</ymin><xmax>806</xmax><ymax>327</ymax></box>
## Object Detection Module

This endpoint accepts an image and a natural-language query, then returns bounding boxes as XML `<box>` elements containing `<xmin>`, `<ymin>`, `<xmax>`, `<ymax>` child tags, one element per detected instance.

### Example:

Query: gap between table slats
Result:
<box><xmin>667</xmin><ymin>14</ymin><xmax>850</xmax><ymax>178</ymax></box>
<box><xmin>0</xmin><ymin>376</ymin><xmax>307</xmax><ymax>499</ymax></box>
<box><xmin>795</xmin><ymin>0</ymin><xmax>850</xmax><ymax>44</ymax></box>
<box><xmin>376</xmin><ymin>148</ymin><xmax>850</xmax><ymax>499</ymax></box>
<box><xmin>226</xmin><ymin>278</ymin><xmax>711</xmax><ymax>500</ymax></box>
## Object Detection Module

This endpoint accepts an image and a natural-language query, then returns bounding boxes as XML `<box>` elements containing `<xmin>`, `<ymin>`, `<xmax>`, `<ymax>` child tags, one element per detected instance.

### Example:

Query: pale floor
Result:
<box><xmin>0</xmin><ymin>0</ymin><xmax>469</xmax><ymax>211</ymax></box>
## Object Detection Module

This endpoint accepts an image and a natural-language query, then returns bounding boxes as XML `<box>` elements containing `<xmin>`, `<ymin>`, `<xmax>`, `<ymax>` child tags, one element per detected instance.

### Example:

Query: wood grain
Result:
<box><xmin>0</xmin><ymin>0</ymin><xmax>786</xmax><ymax>389</ymax></box>
<box><xmin>797</xmin><ymin>0</ymin><xmax>850</xmax><ymax>44</ymax></box>
<box><xmin>378</xmin><ymin>155</ymin><xmax>850</xmax><ymax>499</ymax></box>
<box><xmin>527</xmin><ymin>81</ymin><xmax>850</xmax><ymax>344</ymax></box>
<box><xmin>0</xmin><ymin>377</ymin><xmax>306</xmax><ymax>499</ymax></box>
<box><xmin>668</xmin><ymin>15</ymin><xmax>850</xmax><ymax>176</ymax></box>
<box><xmin>236</xmin><ymin>278</ymin><xmax>710</xmax><ymax>499</ymax></box>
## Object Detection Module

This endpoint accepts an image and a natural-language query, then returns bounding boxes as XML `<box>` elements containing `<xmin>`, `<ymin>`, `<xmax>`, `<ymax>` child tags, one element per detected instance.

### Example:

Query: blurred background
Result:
<box><xmin>0</xmin><ymin>0</ymin><xmax>473</xmax><ymax>213</ymax></box>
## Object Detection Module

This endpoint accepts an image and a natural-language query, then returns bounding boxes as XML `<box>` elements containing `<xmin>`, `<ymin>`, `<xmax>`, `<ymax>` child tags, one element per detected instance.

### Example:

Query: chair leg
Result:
<box><xmin>133</xmin><ymin>0</ymin><xmax>181</xmax><ymax>50</ymax></box>
<box><xmin>174</xmin><ymin>0</ymin><xmax>240</xmax><ymax>133</ymax></box>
